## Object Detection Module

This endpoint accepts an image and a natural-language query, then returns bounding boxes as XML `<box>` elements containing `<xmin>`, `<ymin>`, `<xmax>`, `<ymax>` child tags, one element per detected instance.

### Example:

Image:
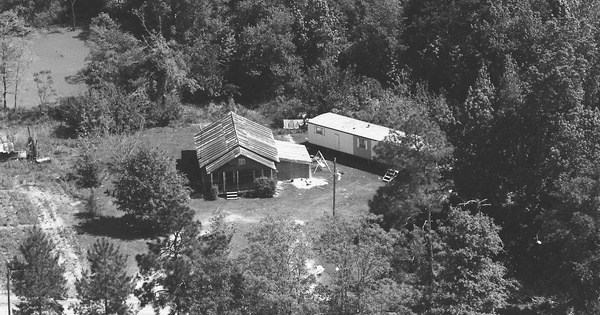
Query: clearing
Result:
<box><xmin>11</xmin><ymin>28</ymin><xmax>88</xmax><ymax>109</ymax></box>
<box><xmin>0</xmin><ymin>26</ymin><xmax>387</xmax><ymax>315</ymax></box>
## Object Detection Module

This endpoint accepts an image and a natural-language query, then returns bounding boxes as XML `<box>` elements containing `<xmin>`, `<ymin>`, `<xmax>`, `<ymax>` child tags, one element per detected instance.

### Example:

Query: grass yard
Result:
<box><xmin>191</xmin><ymin>160</ymin><xmax>383</xmax><ymax>255</ymax></box>
<box><xmin>87</xmin><ymin>125</ymin><xmax>385</xmax><ymax>256</ymax></box>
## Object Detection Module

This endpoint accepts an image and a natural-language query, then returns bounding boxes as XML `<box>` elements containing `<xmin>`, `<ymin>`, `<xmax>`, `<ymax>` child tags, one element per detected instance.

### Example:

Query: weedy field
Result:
<box><xmin>12</xmin><ymin>28</ymin><xmax>88</xmax><ymax>109</ymax></box>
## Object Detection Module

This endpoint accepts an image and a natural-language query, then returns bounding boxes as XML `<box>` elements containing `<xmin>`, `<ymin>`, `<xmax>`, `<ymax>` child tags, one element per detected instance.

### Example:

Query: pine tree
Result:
<box><xmin>73</xmin><ymin>238</ymin><xmax>134</xmax><ymax>315</ymax></box>
<box><xmin>9</xmin><ymin>226</ymin><xmax>67</xmax><ymax>315</ymax></box>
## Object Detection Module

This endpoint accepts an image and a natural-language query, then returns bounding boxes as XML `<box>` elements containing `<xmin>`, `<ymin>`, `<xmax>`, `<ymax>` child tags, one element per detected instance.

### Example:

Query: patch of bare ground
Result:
<box><xmin>17</xmin><ymin>185</ymin><xmax>83</xmax><ymax>296</ymax></box>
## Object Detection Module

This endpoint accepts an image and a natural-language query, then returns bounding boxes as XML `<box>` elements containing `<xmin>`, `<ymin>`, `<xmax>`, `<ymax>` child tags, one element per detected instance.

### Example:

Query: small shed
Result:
<box><xmin>307</xmin><ymin>113</ymin><xmax>402</xmax><ymax>160</ymax></box>
<box><xmin>274</xmin><ymin>140</ymin><xmax>312</xmax><ymax>180</ymax></box>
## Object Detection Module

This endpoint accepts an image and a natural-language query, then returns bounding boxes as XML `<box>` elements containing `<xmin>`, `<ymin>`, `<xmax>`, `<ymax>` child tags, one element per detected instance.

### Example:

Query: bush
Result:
<box><xmin>85</xmin><ymin>189</ymin><xmax>101</xmax><ymax>218</ymax></box>
<box><xmin>204</xmin><ymin>185</ymin><xmax>219</xmax><ymax>201</ymax></box>
<box><xmin>74</xmin><ymin>151</ymin><xmax>102</xmax><ymax>189</ymax></box>
<box><xmin>57</xmin><ymin>84</ymin><xmax>182</xmax><ymax>138</ymax></box>
<box><xmin>113</xmin><ymin>146</ymin><xmax>191</xmax><ymax>234</ymax></box>
<box><xmin>254</xmin><ymin>177</ymin><xmax>277</xmax><ymax>198</ymax></box>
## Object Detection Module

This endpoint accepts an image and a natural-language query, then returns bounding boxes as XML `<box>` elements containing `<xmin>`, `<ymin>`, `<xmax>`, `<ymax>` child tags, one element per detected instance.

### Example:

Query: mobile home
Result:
<box><xmin>307</xmin><ymin>113</ymin><xmax>398</xmax><ymax>160</ymax></box>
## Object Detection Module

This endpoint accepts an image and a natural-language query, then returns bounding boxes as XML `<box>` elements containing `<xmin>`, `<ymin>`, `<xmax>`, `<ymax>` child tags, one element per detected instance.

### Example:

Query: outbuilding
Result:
<box><xmin>274</xmin><ymin>140</ymin><xmax>312</xmax><ymax>180</ymax></box>
<box><xmin>307</xmin><ymin>112</ymin><xmax>401</xmax><ymax>160</ymax></box>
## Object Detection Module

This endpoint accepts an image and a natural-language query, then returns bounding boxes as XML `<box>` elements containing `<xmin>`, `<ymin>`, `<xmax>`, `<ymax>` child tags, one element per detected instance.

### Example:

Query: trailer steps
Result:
<box><xmin>382</xmin><ymin>169</ymin><xmax>399</xmax><ymax>183</ymax></box>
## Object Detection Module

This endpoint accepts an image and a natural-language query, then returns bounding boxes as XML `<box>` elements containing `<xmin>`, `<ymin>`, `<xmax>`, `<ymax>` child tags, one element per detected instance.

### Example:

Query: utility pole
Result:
<box><xmin>333</xmin><ymin>157</ymin><xmax>336</xmax><ymax>216</ymax></box>
<box><xmin>6</xmin><ymin>262</ymin><xmax>11</xmax><ymax>315</ymax></box>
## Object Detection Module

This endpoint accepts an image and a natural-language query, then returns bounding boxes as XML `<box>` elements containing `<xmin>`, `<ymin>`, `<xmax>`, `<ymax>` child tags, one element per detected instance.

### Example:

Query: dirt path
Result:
<box><xmin>18</xmin><ymin>186</ymin><xmax>83</xmax><ymax>295</ymax></box>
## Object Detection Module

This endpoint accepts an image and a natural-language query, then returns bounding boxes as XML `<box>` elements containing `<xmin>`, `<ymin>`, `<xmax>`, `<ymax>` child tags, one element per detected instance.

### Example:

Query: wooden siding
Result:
<box><xmin>276</xmin><ymin>161</ymin><xmax>310</xmax><ymax>180</ymax></box>
<box><xmin>201</xmin><ymin>157</ymin><xmax>275</xmax><ymax>192</ymax></box>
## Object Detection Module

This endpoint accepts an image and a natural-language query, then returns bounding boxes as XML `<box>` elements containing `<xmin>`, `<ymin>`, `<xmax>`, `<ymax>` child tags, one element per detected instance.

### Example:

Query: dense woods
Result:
<box><xmin>5</xmin><ymin>0</ymin><xmax>600</xmax><ymax>314</ymax></box>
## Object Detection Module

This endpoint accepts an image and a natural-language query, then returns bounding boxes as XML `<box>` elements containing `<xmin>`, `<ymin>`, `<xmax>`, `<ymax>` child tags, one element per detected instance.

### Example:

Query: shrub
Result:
<box><xmin>254</xmin><ymin>177</ymin><xmax>277</xmax><ymax>198</ymax></box>
<box><xmin>204</xmin><ymin>185</ymin><xmax>219</xmax><ymax>201</ymax></box>
<box><xmin>74</xmin><ymin>151</ymin><xmax>102</xmax><ymax>189</ymax></box>
<box><xmin>85</xmin><ymin>189</ymin><xmax>101</xmax><ymax>218</ymax></box>
<box><xmin>113</xmin><ymin>146</ymin><xmax>191</xmax><ymax>234</ymax></box>
<box><xmin>57</xmin><ymin>84</ymin><xmax>181</xmax><ymax>138</ymax></box>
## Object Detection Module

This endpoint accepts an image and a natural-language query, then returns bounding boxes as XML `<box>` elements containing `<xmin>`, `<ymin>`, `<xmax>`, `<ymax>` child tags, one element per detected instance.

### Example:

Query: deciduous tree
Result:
<box><xmin>317</xmin><ymin>214</ymin><xmax>417</xmax><ymax>314</ymax></box>
<box><xmin>0</xmin><ymin>10</ymin><xmax>31</xmax><ymax>110</ymax></box>
<box><xmin>113</xmin><ymin>145</ymin><xmax>192</xmax><ymax>234</ymax></box>
<box><xmin>238</xmin><ymin>216</ymin><xmax>318</xmax><ymax>314</ymax></box>
<box><xmin>136</xmin><ymin>213</ymin><xmax>239</xmax><ymax>314</ymax></box>
<box><xmin>429</xmin><ymin>208</ymin><xmax>515</xmax><ymax>315</ymax></box>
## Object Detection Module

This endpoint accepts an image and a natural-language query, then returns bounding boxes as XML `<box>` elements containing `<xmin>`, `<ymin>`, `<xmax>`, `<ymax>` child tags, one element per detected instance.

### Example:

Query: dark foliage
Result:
<box><xmin>113</xmin><ymin>146</ymin><xmax>192</xmax><ymax>235</ymax></box>
<box><xmin>204</xmin><ymin>184</ymin><xmax>220</xmax><ymax>201</ymax></box>
<box><xmin>73</xmin><ymin>238</ymin><xmax>134</xmax><ymax>315</ymax></box>
<box><xmin>9</xmin><ymin>226</ymin><xmax>67</xmax><ymax>315</ymax></box>
<box><xmin>253</xmin><ymin>176</ymin><xmax>277</xmax><ymax>198</ymax></box>
<box><xmin>74</xmin><ymin>151</ymin><xmax>102</xmax><ymax>189</ymax></box>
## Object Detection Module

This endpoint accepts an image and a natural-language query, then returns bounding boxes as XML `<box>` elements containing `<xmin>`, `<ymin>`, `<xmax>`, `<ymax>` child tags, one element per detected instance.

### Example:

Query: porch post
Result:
<box><xmin>261</xmin><ymin>169</ymin><xmax>264</xmax><ymax>177</ymax></box>
<box><xmin>252</xmin><ymin>170</ymin><xmax>255</xmax><ymax>180</ymax></box>
<box><xmin>236</xmin><ymin>171</ymin><xmax>239</xmax><ymax>191</ymax></box>
<box><xmin>223</xmin><ymin>172</ymin><xmax>226</xmax><ymax>192</ymax></box>
<box><xmin>270</xmin><ymin>169</ymin><xmax>273</xmax><ymax>179</ymax></box>
<box><xmin>210</xmin><ymin>173</ymin><xmax>213</xmax><ymax>186</ymax></box>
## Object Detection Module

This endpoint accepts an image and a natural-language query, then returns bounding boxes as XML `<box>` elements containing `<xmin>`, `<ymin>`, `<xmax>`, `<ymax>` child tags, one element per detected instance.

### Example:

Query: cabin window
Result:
<box><xmin>238</xmin><ymin>158</ymin><xmax>246</xmax><ymax>165</ymax></box>
<box><xmin>315</xmin><ymin>126</ymin><xmax>324</xmax><ymax>135</ymax></box>
<box><xmin>357</xmin><ymin>138</ymin><xmax>367</xmax><ymax>149</ymax></box>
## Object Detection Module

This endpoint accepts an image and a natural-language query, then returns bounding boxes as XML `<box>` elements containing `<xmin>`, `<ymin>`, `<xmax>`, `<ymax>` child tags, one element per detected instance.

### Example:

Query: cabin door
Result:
<box><xmin>334</xmin><ymin>133</ymin><xmax>340</xmax><ymax>150</ymax></box>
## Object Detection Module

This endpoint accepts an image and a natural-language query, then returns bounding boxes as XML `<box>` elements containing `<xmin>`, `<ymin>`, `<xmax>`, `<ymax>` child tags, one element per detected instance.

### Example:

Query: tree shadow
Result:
<box><xmin>65</xmin><ymin>74</ymin><xmax>84</xmax><ymax>85</ymax></box>
<box><xmin>51</xmin><ymin>124</ymin><xmax>77</xmax><ymax>139</ymax></box>
<box><xmin>301</xmin><ymin>142</ymin><xmax>389</xmax><ymax>175</ymax></box>
<box><xmin>75</xmin><ymin>213</ymin><xmax>157</xmax><ymax>240</ymax></box>
<box><xmin>73</xmin><ymin>29</ymin><xmax>90</xmax><ymax>41</ymax></box>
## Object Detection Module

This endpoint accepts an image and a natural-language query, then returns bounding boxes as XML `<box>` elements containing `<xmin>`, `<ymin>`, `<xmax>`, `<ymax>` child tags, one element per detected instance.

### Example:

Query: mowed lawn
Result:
<box><xmin>13</xmin><ymin>28</ymin><xmax>88</xmax><ymax>109</ymax></box>
<box><xmin>190</xmin><ymin>158</ymin><xmax>383</xmax><ymax>254</ymax></box>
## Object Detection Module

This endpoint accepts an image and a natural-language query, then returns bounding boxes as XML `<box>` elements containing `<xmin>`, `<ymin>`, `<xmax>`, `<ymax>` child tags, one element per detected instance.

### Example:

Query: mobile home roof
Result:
<box><xmin>308</xmin><ymin>113</ymin><xmax>392</xmax><ymax>141</ymax></box>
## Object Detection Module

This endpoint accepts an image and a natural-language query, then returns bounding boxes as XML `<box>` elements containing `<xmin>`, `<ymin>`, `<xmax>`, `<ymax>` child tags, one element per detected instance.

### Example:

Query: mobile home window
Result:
<box><xmin>357</xmin><ymin>138</ymin><xmax>367</xmax><ymax>149</ymax></box>
<box><xmin>315</xmin><ymin>126</ymin><xmax>324</xmax><ymax>135</ymax></box>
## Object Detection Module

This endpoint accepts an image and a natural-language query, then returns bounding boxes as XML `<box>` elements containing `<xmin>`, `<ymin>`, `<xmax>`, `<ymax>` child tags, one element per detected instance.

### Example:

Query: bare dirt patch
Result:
<box><xmin>18</xmin><ymin>185</ymin><xmax>83</xmax><ymax>295</ymax></box>
<box><xmin>287</xmin><ymin>177</ymin><xmax>329</xmax><ymax>189</ymax></box>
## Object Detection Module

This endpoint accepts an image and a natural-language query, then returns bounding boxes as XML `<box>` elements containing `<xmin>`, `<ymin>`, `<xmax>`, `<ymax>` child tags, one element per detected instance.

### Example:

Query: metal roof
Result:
<box><xmin>308</xmin><ymin>112</ymin><xmax>396</xmax><ymax>141</ymax></box>
<box><xmin>274</xmin><ymin>140</ymin><xmax>312</xmax><ymax>164</ymax></box>
<box><xmin>205</xmin><ymin>147</ymin><xmax>276</xmax><ymax>173</ymax></box>
<box><xmin>195</xmin><ymin>112</ymin><xmax>279</xmax><ymax>173</ymax></box>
